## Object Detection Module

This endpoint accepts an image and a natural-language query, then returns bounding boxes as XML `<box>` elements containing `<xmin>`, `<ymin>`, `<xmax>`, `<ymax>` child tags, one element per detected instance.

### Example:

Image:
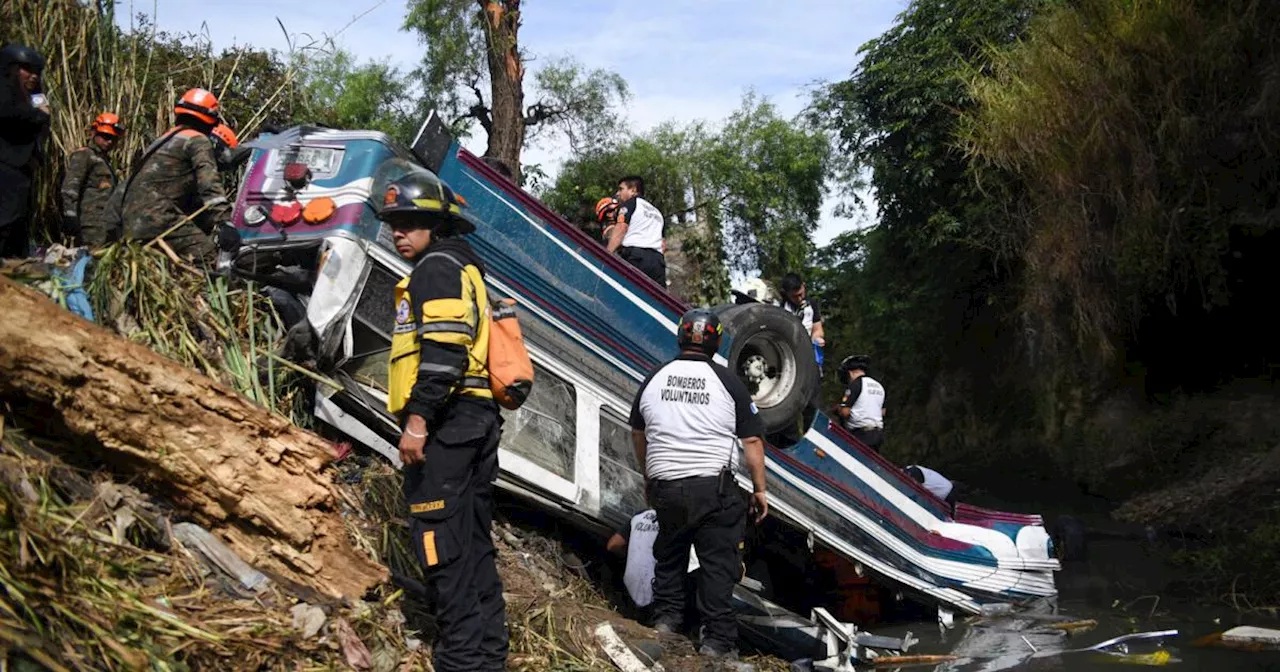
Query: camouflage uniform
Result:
<box><xmin>60</xmin><ymin>145</ymin><xmax>119</xmax><ymax>247</ymax></box>
<box><xmin>122</xmin><ymin>127</ymin><xmax>231</xmax><ymax>264</ymax></box>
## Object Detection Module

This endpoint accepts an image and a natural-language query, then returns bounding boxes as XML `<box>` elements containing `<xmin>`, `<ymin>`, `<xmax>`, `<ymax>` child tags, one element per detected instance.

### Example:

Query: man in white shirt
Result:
<box><xmin>606</xmin><ymin>175</ymin><xmax>666</xmax><ymax>286</ymax></box>
<box><xmin>631</xmin><ymin>309</ymin><xmax>768</xmax><ymax>659</ymax></box>
<box><xmin>773</xmin><ymin>273</ymin><xmax>825</xmax><ymax>348</ymax></box>
<box><xmin>904</xmin><ymin>465</ymin><xmax>957</xmax><ymax>508</ymax></box>
<box><xmin>837</xmin><ymin>355</ymin><xmax>886</xmax><ymax>452</ymax></box>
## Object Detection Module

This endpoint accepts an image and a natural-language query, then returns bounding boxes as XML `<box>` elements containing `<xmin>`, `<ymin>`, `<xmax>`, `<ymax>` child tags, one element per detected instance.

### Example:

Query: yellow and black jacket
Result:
<box><xmin>387</xmin><ymin>238</ymin><xmax>493</xmax><ymax>419</ymax></box>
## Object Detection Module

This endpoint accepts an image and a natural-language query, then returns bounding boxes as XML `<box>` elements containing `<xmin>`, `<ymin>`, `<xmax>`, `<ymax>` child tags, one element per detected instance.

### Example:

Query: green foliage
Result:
<box><xmin>540</xmin><ymin>123</ymin><xmax>731</xmax><ymax>303</ymax></box>
<box><xmin>807</xmin><ymin>0</ymin><xmax>1040</xmax><ymax>457</ymax></box>
<box><xmin>296</xmin><ymin>49</ymin><xmax>415</xmax><ymax>140</ymax></box>
<box><xmin>527</xmin><ymin>57</ymin><xmax>630</xmax><ymax>155</ymax></box>
<box><xmin>960</xmin><ymin>0</ymin><xmax>1280</xmax><ymax>372</ymax></box>
<box><xmin>811</xmin><ymin>0</ymin><xmax>1042</xmax><ymax>247</ymax></box>
<box><xmin>710</xmin><ymin>95</ymin><xmax>830</xmax><ymax>279</ymax></box>
<box><xmin>403</xmin><ymin>0</ymin><xmax>630</xmax><ymax>169</ymax></box>
<box><xmin>402</xmin><ymin>0</ymin><xmax>486</xmax><ymax>137</ymax></box>
<box><xmin>541</xmin><ymin>122</ymin><xmax>699</xmax><ymax>228</ymax></box>
<box><xmin>541</xmin><ymin>94</ymin><xmax>830</xmax><ymax>303</ymax></box>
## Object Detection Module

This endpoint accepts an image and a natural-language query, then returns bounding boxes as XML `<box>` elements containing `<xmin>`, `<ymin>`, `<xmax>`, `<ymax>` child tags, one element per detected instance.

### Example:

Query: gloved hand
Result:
<box><xmin>61</xmin><ymin>214</ymin><xmax>81</xmax><ymax>235</ymax></box>
<box><xmin>216</xmin><ymin>222</ymin><xmax>241</xmax><ymax>252</ymax></box>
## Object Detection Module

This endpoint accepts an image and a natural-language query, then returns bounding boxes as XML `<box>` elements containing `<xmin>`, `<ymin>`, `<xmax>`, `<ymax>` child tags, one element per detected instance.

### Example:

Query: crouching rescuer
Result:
<box><xmin>381</xmin><ymin>168</ymin><xmax>508</xmax><ymax>672</ymax></box>
<box><xmin>631</xmin><ymin>309</ymin><xmax>768</xmax><ymax>659</ymax></box>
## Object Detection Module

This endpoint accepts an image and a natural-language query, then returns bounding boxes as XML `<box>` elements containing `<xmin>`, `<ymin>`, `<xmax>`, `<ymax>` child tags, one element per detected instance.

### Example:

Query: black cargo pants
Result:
<box><xmin>648</xmin><ymin>474</ymin><xmax>747</xmax><ymax>652</ymax></box>
<box><xmin>0</xmin><ymin>163</ymin><xmax>32</xmax><ymax>259</ymax></box>
<box><xmin>405</xmin><ymin>398</ymin><xmax>507</xmax><ymax>672</ymax></box>
<box><xmin>620</xmin><ymin>246</ymin><xmax>666</xmax><ymax>286</ymax></box>
<box><xmin>851</xmin><ymin>427</ymin><xmax>884</xmax><ymax>453</ymax></box>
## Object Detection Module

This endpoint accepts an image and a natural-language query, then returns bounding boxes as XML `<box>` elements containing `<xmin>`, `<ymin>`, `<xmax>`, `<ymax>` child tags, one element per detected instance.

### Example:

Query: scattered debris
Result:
<box><xmin>596</xmin><ymin>621</ymin><xmax>663</xmax><ymax>672</ymax></box>
<box><xmin>291</xmin><ymin>603</ymin><xmax>328</xmax><ymax>639</ymax></box>
<box><xmin>1045</xmin><ymin>618</ymin><xmax>1098</xmax><ymax>634</ymax></box>
<box><xmin>870</xmin><ymin>654</ymin><xmax>959</xmax><ymax>667</ymax></box>
<box><xmin>172</xmin><ymin>522</ymin><xmax>270</xmax><ymax>593</ymax></box>
<box><xmin>335</xmin><ymin>617</ymin><xmax>374</xmax><ymax>670</ymax></box>
<box><xmin>1032</xmin><ymin>629</ymin><xmax>1179</xmax><ymax>659</ymax></box>
<box><xmin>1222</xmin><ymin>626</ymin><xmax>1280</xmax><ymax>649</ymax></box>
<box><xmin>1091</xmin><ymin>649</ymin><xmax>1176</xmax><ymax>665</ymax></box>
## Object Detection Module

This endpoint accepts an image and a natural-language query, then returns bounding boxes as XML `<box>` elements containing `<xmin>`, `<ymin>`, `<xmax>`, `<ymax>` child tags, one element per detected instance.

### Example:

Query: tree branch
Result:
<box><xmin>524</xmin><ymin>100</ymin><xmax>568</xmax><ymax>127</ymax></box>
<box><xmin>670</xmin><ymin>193</ymin><xmax>733</xmax><ymax>219</ymax></box>
<box><xmin>458</xmin><ymin>76</ymin><xmax>493</xmax><ymax>134</ymax></box>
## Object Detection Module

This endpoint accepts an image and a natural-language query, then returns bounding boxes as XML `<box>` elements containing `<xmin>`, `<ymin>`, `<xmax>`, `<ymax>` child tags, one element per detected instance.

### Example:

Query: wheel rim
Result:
<box><xmin>735</xmin><ymin>331</ymin><xmax>797</xmax><ymax>410</ymax></box>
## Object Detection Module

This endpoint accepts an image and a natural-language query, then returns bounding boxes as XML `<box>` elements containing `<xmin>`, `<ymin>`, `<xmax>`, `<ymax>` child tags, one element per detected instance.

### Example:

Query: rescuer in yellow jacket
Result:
<box><xmin>379</xmin><ymin>167</ymin><xmax>507</xmax><ymax>672</ymax></box>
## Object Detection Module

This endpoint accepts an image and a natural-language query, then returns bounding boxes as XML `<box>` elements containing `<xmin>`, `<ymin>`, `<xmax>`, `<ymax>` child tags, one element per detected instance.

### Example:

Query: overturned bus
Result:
<box><xmin>225</xmin><ymin>115</ymin><xmax>1059</xmax><ymax>661</ymax></box>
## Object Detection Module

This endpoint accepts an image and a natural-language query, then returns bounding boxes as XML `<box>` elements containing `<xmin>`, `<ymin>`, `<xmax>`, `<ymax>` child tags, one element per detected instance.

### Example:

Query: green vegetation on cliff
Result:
<box><xmin>812</xmin><ymin>0</ymin><xmax>1280</xmax><ymax>599</ymax></box>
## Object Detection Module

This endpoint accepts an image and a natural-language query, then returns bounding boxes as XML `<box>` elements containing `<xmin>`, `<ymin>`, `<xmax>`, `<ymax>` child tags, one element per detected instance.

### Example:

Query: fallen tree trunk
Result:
<box><xmin>0</xmin><ymin>276</ymin><xmax>387</xmax><ymax>600</ymax></box>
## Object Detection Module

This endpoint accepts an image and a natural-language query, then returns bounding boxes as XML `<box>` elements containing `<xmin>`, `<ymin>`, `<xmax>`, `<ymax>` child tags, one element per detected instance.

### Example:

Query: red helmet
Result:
<box><xmin>175</xmin><ymin>87</ymin><xmax>220</xmax><ymax>125</ymax></box>
<box><xmin>91</xmin><ymin>112</ymin><xmax>124</xmax><ymax>137</ymax></box>
<box><xmin>595</xmin><ymin>196</ymin><xmax>619</xmax><ymax>223</ymax></box>
<box><xmin>210</xmin><ymin>122</ymin><xmax>238</xmax><ymax>149</ymax></box>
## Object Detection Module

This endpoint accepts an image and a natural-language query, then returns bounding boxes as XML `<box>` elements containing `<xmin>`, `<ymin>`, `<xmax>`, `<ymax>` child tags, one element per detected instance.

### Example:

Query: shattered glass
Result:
<box><xmin>599</xmin><ymin>412</ymin><xmax>645</xmax><ymax>516</ymax></box>
<box><xmin>501</xmin><ymin>363</ymin><xmax>576</xmax><ymax>479</ymax></box>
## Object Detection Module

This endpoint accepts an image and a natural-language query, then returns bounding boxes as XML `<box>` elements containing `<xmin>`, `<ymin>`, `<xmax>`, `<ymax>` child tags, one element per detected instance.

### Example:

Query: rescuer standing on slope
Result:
<box><xmin>838</xmin><ymin>355</ymin><xmax>886</xmax><ymax>452</ymax></box>
<box><xmin>380</xmin><ymin>167</ymin><xmax>507</xmax><ymax>672</ymax></box>
<box><xmin>61</xmin><ymin>113</ymin><xmax>124</xmax><ymax>247</ymax></box>
<box><xmin>630</xmin><ymin>309</ymin><xmax>768</xmax><ymax>659</ymax></box>
<box><xmin>0</xmin><ymin>43</ymin><xmax>51</xmax><ymax>259</ymax></box>
<box><xmin>122</xmin><ymin>88</ymin><xmax>231</xmax><ymax>265</ymax></box>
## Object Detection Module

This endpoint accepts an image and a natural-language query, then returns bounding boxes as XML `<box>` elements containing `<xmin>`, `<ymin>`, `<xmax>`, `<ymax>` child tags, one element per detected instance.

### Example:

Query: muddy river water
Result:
<box><xmin>866</xmin><ymin>489</ymin><xmax>1280</xmax><ymax>671</ymax></box>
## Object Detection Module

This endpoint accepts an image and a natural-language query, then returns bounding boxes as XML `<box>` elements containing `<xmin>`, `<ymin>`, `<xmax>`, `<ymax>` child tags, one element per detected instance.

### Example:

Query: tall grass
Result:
<box><xmin>959</xmin><ymin>0</ymin><xmax>1280</xmax><ymax>367</ymax></box>
<box><xmin>0</xmin><ymin>0</ymin><xmax>314</xmax><ymax>245</ymax></box>
<box><xmin>85</xmin><ymin>242</ymin><xmax>322</xmax><ymax>420</ymax></box>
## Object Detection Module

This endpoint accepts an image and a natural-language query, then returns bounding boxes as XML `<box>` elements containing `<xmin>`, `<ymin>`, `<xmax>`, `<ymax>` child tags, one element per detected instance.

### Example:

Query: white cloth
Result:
<box><xmin>622</xmin><ymin>510</ymin><xmax>659</xmax><ymax>607</ymax></box>
<box><xmin>620</xmin><ymin>509</ymin><xmax>699</xmax><ymax>607</ymax></box>
<box><xmin>773</xmin><ymin>297</ymin><xmax>822</xmax><ymax>335</ymax></box>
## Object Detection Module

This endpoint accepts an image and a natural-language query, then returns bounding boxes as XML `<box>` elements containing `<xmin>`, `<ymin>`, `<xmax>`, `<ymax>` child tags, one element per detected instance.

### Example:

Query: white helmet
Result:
<box><xmin>732</xmin><ymin>277</ymin><xmax>773</xmax><ymax>304</ymax></box>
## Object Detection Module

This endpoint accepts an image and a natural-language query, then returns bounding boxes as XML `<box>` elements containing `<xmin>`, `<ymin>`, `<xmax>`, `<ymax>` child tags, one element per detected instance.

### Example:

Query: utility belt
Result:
<box><xmin>621</xmin><ymin>245</ymin><xmax>662</xmax><ymax>257</ymax></box>
<box><xmin>650</xmin><ymin>469</ymin><xmax>738</xmax><ymax>496</ymax></box>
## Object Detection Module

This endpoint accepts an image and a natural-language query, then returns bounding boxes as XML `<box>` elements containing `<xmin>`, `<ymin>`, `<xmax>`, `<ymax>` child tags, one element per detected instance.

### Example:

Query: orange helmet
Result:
<box><xmin>91</xmin><ymin>112</ymin><xmax>124</xmax><ymax>137</ymax></box>
<box><xmin>175</xmin><ymin>87</ymin><xmax>220</xmax><ymax>125</ymax></box>
<box><xmin>210</xmin><ymin>122</ymin><xmax>238</xmax><ymax>149</ymax></box>
<box><xmin>595</xmin><ymin>196</ymin><xmax>619</xmax><ymax>223</ymax></box>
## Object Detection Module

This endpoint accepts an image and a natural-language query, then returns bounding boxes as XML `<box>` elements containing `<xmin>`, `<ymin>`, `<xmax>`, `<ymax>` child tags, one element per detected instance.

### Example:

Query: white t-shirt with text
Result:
<box><xmin>618</xmin><ymin>196</ymin><xmax>665</xmax><ymax>251</ymax></box>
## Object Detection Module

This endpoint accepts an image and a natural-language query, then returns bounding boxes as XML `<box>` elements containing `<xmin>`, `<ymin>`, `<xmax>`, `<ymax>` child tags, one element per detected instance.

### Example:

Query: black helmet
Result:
<box><xmin>1</xmin><ymin>43</ymin><xmax>45</xmax><ymax>74</ymax></box>
<box><xmin>839</xmin><ymin>354</ymin><xmax>870</xmax><ymax>378</ymax></box>
<box><xmin>677</xmin><ymin>309</ymin><xmax>723</xmax><ymax>356</ymax></box>
<box><xmin>377</xmin><ymin>167</ymin><xmax>477</xmax><ymax>235</ymax></box>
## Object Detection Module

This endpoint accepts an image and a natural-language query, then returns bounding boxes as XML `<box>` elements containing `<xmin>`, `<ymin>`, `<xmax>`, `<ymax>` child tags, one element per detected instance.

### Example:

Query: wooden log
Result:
<box><xmin>0</xmin><ymin>276</ymin><xmax>386</xmax><ymax>600</ymax></box>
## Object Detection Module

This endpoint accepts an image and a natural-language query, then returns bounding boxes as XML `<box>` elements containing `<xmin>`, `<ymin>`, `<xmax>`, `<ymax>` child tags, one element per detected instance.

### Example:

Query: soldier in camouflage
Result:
<box><xmin>122</xmin><ymin>88</ymin><xmax>231</xmax><ymax>265</ymax></box>
<box><xmin>61</xmin><ymin>112</ymin><xmax>123</xmax><ymax>247</ymax></box>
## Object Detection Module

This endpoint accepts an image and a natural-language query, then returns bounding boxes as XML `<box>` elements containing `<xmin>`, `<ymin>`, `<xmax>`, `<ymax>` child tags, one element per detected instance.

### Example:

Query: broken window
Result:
<box><xmin>501</xmin><ymin>363</ymin><xmax>576</xmax><ymax>480</ymax></box>
<box><xmin>342</xmin><ymin>262</ymin><xmax>400</xmax><ymax>391</ymax></box>
<box><xmin>599</xmin><ymin>411</ymin><xmax>645</xmax><ymax>516</ymax></box>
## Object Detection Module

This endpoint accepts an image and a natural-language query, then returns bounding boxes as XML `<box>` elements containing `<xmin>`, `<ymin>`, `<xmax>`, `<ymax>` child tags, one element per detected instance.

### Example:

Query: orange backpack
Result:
<box><xmin>488</xmin><ymin>298</ymin><xmax>534</xmax><ymax>409</ymax></box>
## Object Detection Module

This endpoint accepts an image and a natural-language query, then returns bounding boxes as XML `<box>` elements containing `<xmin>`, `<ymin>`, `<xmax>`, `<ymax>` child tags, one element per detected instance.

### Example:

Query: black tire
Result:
<box><xmin>713</xmin><ymin>303</ymin><xmax>818</xmax><ymax>436</ymax></box>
